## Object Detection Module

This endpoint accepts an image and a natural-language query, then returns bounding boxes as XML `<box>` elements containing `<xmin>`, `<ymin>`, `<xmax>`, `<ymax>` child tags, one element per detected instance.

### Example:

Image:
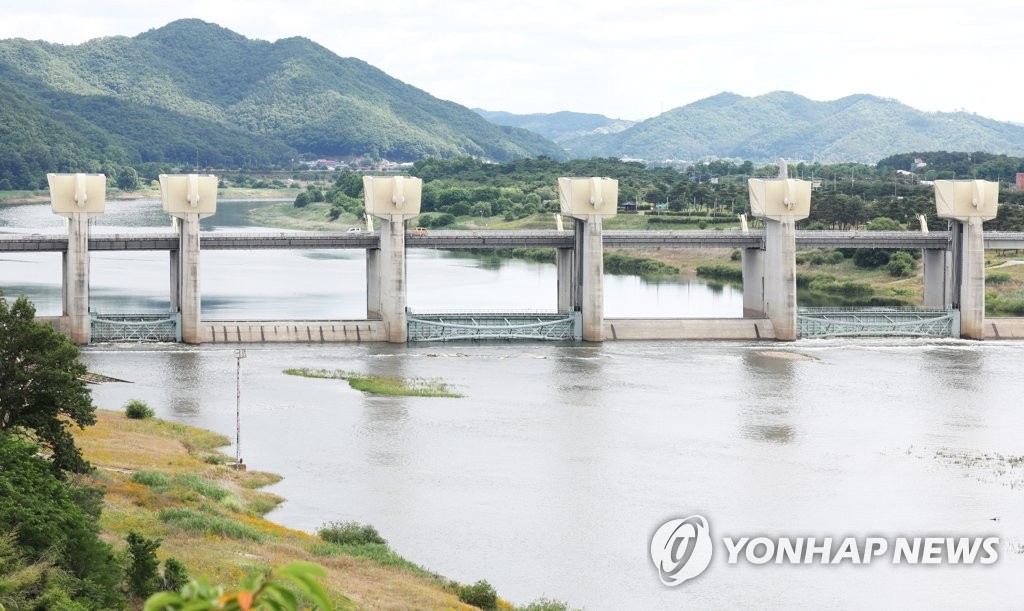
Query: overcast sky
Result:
<box><xmin>2</xmin><ymin>0</ymin><xmax>1021</xmax><ymax>124</ymax></box>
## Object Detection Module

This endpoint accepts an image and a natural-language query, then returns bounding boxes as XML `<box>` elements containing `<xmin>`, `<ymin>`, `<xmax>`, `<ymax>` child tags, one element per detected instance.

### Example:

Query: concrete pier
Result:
<box><xmin>63</xmin><ymin>213</ymin><xmax>91</xmax><ymax>343</ymax></box>
<box><xmin>556</xmin><ymin>247</ymin><xmax>574</xmax><ymax>313</ymax></box>
<box><xmin>48</xmin><ymin>172</ymin><xmax>106</xmax><ymax>345</ymax></box>
<box><xmin>958</xmin><ymin>218</ymin><xmax>987</xmax><ymax>339</ymax></box>
<box><xmin>763</xmin><ymin>218</ymin><xmax>799</xmax><ymax>340</ymax></box>
<box><xmin>579</xmin><ymin>217</ymin><xmax>606</xmax><ymax>341</ymax></box>
<box><xmin>376</xmin><ymin>218</ymin><xmax>408</xmax><ymax>343</ymax></box>
<box><xmin>747</xmin><ymin>168</ymin><xmax>810</xmax><ymax>342</ymax></box>
<box><xmin>366</xmin><ymin>247</ymin><xmax>381</xmax><ymax>320</ymax></box>
<box><xmin>741</xmin><ymin>247</ymin><xmax>764</xmax><ymax>317</ymax></box>
<box><xmin>363</xmin><ymin>176</ymin><xmax>422</xmax><ymax>343</ymax></box>
<box><xmin>558</xmin><ymin>177</ymin><xmax>618</xmax><ymax>342</ymax></box>
<box><xmin>923</xmin><ymin>248</ymin><xmax>952</xmax><ymax>309</ymax></box>
<box><xmin>933</xmin><ymin>180</ymin><xmax>999</xmax><ymax>340</ymax></box>
<box><xmin>175</xmin><ymin>214</ymin><xmax>202</xmax><ymax>343</ymax></box>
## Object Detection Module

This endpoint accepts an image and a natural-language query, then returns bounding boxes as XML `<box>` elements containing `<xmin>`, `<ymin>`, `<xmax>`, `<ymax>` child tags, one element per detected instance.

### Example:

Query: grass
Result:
<box><xmin>284</xmin><ymin>368</ymin><xmax>463</xmax><ymax>397</ymax></box>
<box><xmin>72</xmin><ymin>410</ymin><xmax>479</xmax><ymax>609</ymax></box>
<box><xmin>158</xmin><ymin>508</ymin><xmax>265</xmax><ymax>541</ymax></box>
<box><xmin>174</xmin><ymin>474</ymin><xmax>230</xmax><ymax>501</ymax></box>
<box><xmin>309</xmin><ymin>542</ymin><xmax>431</xmax><ymax>576</ymax></box>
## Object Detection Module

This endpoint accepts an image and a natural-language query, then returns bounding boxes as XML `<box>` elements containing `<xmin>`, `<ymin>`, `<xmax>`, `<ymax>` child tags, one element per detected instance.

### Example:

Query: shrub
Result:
<box><xmin>853</xmin><ymin>249</ymin><xmax>890</xmax><ymax>268</ymax></box>
<box><xmin>987</xmin><ymin>272</ymin><xmax>1013</xmax><ymax>285</ymax></box>
<box><xmin>887</xmin><ymin>251</ymin><xmax>916</xmax><ymax>277</ymax></box>
<box><xmin>809</xmin><ymin>253</ymin><xmax>827</xmax><ymax>266</ymax></box>
<box><xmin>730</xmin><ymin>249</ymin><xmax>741</xmax><ymax>261</ymax></box>
<box><xmin>695</xmin><ymin>264</ymin><xmax>743</xmax><ymax>282</ymax></box>
<box><xmin>826</xmin><ymin>250</ymin><xmax>844</xmax><ymax>264</ymax></box>
<box><xmin>124</xmin><ymin>399</ymin><xmax>154</xmax><ymax>419</ymax></box>
<box><xmin>456</xmin><ymin>580</ymin><xmax>498</xmax><ymax>610</ymax></box>
<box><xmin>317</xmin><ymin>521</ymin><xmax>387</xmax><ymax>546</ymax></box>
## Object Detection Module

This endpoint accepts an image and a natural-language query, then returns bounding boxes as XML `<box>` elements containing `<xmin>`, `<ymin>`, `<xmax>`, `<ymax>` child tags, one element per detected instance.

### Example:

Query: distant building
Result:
<box><xmin>1016</xmin><ymin>173</ymin><xmax>1024</xmax><ymax>190</ymax></box>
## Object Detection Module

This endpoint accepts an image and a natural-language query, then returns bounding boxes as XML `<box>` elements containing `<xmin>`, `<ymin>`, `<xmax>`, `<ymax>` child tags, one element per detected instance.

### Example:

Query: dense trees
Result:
<box><xmin>0</xmin><ymin>295</ymin><xmax>96</xmax><ymax>474</ymax></box>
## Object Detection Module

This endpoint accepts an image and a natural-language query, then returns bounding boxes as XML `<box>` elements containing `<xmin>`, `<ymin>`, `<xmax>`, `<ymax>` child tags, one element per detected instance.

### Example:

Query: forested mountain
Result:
<box><xmin>555</xmin><ymin>92</ymin><xmax>1024</xmax><ymax>163</ymax></box>
<box><xmin>473</xmin><ymin>109</ymin><xmax>635</xmax><ymax>143</ymax></box>
<box><xmin>0</xmin><ymin>19</ymin><xmax>565</xmax><ymax>188</ymax></box>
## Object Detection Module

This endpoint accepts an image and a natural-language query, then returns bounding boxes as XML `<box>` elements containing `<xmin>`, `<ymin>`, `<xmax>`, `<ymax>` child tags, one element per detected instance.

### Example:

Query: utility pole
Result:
<box><xmin>234</xmin><ymin>349</ymin><xmax>247</xmax><ymax>468</ymax></box>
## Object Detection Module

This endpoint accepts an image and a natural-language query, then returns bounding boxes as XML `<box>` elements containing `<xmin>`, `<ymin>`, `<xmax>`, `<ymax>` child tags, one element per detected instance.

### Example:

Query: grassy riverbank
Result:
<box><xmin>71</xmin><ymin>410</ymin><xmax>490</xmax><ymax>609</ymax></box>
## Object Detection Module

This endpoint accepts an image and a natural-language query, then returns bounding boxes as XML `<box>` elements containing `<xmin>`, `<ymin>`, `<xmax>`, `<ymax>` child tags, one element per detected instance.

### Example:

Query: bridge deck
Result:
<box><xmin>3</xmin><ymin>229</ymin><xmax>1024</xmax><ymax>252</ymax></box>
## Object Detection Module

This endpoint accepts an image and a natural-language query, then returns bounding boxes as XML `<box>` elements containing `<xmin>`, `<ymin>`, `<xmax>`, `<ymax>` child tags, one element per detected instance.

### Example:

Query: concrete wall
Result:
<box><xmin>604</xmin><ymin>318</ymin><xmax>775</xmax><ymax>340</ymax></box>
<box><xmin>984</xmin><ymin>318</ymin><xmax>1024</xmax><ymax>339</ymax></box>
<box><xmin>201</xmin><ymin>320</ymin><xmax>387</xmax><ymax>343</ymax></box>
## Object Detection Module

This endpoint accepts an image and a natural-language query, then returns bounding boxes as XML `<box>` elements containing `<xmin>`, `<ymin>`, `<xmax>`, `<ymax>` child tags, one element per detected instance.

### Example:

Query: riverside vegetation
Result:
<box><xmin>245</xmin><ymin>154</ymin><xmax>1024</xmax><ymax>315</ymax></box>
<box><xmin>283</xmin><ymin>368</ymin><xmax>463</xmax><ymax>398</ymax></box>
<box><xmin>0</xmin><ymin>294</ymin><xmax>570</xmax><ymax>610</ymax></box>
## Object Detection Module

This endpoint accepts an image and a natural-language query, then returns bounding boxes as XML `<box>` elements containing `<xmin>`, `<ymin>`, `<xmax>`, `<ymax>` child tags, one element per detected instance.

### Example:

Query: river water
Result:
<box><xmin>3</xmin><ymin>201</ymin><xmax>1024</xmax><ymax>609</ymax></box>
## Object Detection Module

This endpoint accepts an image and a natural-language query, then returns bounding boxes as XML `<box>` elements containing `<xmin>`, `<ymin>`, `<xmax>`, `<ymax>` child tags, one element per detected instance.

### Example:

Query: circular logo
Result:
<box><xmin>650</xmin><ymin>515</ymin><xmax>713</xmax><ymax>586</ymax></box>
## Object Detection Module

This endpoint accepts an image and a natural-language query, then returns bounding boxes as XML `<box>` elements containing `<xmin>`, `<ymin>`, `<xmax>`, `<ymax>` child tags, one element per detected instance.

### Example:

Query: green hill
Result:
<box><xmin>473</xmin><ymin>108</ymin><xmax>635</xmax><ymax>143</ymax></box>
<box><xmin>556</xmin><ymin>91</ymin><xmax>1024</xmax><ymax>163</ymax></box>
<box><xmin>0</xmin><ymin>19</ymin><xmax>565</xmax><ymax>188</ymax></box>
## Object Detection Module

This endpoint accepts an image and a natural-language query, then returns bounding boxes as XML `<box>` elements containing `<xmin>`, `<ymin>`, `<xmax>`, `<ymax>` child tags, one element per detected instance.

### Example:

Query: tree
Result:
<box><xmin>0</xmin><ymin>294</ymin><xmax>95</xmax><ymax>474</ymax></box>
<box><xmin>125</xmin><ymin>531</ymin><xmax>162</xmax><ymax>599</ymax></box>
<box><xmin>0</xmin><ymin>432</ymin><xmax>124</xmax><ymax>609</ymax></box>
<box><xmin>116</xmin><ymin>166</ymin><xmax>141</xmax><ymax>191</ymax></box>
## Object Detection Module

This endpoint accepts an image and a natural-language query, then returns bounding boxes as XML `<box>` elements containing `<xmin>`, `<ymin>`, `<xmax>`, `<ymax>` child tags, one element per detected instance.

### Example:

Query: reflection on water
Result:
<box><xmin>80</xmin><ymin>340</ymin><xmax>1024</xmax><ymax>610</ymax></box>
<box><xmin>8</xmin><ymin>200</ymin><xmax>1024</xmax><ymax>608</ymax></box>
<box><xmin>1</xmin><ymin>200</ymin><xmax>742</xmax><ymax>319</ymax></box>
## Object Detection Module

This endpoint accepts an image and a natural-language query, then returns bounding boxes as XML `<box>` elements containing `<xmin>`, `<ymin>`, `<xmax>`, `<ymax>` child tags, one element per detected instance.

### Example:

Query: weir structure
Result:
<box><xmin>12</xmin><ymin>175</ymin><xmax>1024</xmax><ymax>344</ymax></box>
<box><xmin>933</xmin><ymin>179</ymin><xmax>1000</xmax><ymax>339</ymax></box>
<box><xmin>161</xmin><ymin>173</ymin><xmax>218</xmax><ymax>343</ymax></box>
<box><xmin>47</xmin><ymin>173</ymin><xmax>106</xmax><ymax>344</ymax></box>
<box><xmin>744</xmin><ymin>161</ymin><xmax>811</xmax><ymax>341</ymax></box>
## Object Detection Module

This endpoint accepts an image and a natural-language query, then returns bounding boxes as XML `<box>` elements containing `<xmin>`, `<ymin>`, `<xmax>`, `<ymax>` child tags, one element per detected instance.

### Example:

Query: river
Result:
<box><xmin>3</xmin><ymin>200</ymin><xmax>1024</xmax><ymax>609</ymax></box>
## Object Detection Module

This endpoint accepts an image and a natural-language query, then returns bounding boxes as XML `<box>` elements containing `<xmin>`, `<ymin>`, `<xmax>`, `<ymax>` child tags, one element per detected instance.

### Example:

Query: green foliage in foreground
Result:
<box><xmin>144</xmin><ymin>561</ymin><xmax>333</xmax><ymax>611</ymax></box>
<box><xmin>283</xmin><ymin>368</ymin><xmax>462</xmax><ymax>397</ymax></box>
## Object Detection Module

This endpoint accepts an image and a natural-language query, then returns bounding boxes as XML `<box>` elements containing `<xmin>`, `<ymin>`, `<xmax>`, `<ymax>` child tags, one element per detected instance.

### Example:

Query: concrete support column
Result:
<box><xmin>923</xmin><ymin>248</ymin><xmax>951</xmax><ymax>309</ymax></box>
<box><xmin>177</xmin><ymin>213</ymin><xmax>202</xmax><ymax>344</ymax></box>
<box><xmin>377</xmin><ymin>218</ymin><xmax>407</xmax><ymax>343</ymax></box>
<box><xmin>579</xmin><ymin>217</ymin><xmax>605</xmax><ymax>341</ymax></box>
<box><xmin>763</xmin><ymin>217</ymin><xmax>798</xmax><ymax>341</ymax></box>
<box><xmin>62</xmin><ymin>213</ymin><xmax>90</xmax><ymax>344</ymax></box>
<box><xmin>741</xmin><ymin>247</ymin><xmax>765</xmax><ymax>317</ymax></box>
<box><xmin>366</xmin><ymin>247</ymin><xmax>381</xmax><ymax>320</ymax></box>
<box><xmin>959</xmin><ymin>218</ymin><xmax>986</xmax><ymax>339</ymax></box>
<box><xmin>169</xmin><ymin>217</ymin><xmax>180</xmax><ymax>313</ymax></box>
<box><xmin>556</xmin><ymin>247</ymin><xmax>575</xmax><ymax>313</ymax></box>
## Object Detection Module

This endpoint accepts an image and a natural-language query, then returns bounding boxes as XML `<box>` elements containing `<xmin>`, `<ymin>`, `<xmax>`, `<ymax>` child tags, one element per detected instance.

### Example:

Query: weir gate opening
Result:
<box><xmin>406</xmin><ymin>310</ymin><xmax>581</xmax><ymax>342</ymax></box>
